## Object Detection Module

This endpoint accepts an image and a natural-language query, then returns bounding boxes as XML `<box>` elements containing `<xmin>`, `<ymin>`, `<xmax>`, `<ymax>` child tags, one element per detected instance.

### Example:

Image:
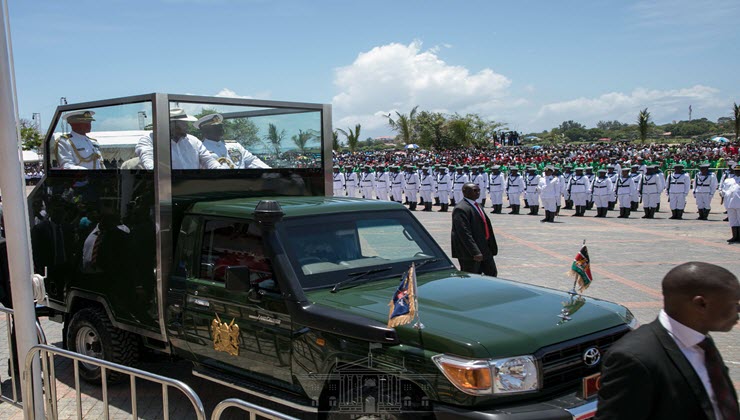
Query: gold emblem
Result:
<box><xmin>211</xmin><ymin>314</ymin><xmax>240</xmax><ymax>356</ymax></box>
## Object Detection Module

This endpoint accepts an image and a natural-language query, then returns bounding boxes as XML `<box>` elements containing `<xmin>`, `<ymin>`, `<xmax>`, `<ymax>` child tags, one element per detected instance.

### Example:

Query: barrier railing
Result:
<box><xmin>211</xmin><ymin>398</ymin><xmax>299</xmax><ymax>420</ymax></box>
<box><xmin>23</xmin><ymin>344</ymin><xmax>206</xmax><ymax>420</ymax></box>
<box><xmin>0</xmin><ymin>306</ymin><xmax>47</xmax><ymax>408</ymax></box>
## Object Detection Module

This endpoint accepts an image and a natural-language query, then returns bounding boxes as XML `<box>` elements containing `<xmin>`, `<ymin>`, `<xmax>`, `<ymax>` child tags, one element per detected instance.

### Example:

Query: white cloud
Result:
<box><xmin>215</xmin><ymin>88</ymin><xmax>253</xmax><ymax>99</ymax></box>
<box><xmin>332</xmin><ymin>41</ymin><xmax>514</xmax><ymax>134</ymax></box>
<box><xmin>532</xmin><ymin>85</ymin><xmax>726</xmax><ymax>130</ymax></box>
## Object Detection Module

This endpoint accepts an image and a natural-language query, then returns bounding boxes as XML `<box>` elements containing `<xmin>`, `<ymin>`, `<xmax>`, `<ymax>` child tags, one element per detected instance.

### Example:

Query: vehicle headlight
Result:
<box><xmin>432</xmin><ymin>354</ymin><xmax>539</xmax><ymax>396</ymax></box>
<box><xmin>625</xmin><ymin>309</ymin><xmax>641</xmax><ymax>330</ymax></box>
<box><xmin>491</xmin><ymin>355</ymin><xmax>539</xmax><ymax>394</ymax></box>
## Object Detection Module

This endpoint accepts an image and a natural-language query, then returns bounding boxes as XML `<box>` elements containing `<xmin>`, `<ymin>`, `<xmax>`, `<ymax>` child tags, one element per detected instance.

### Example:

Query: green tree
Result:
<box><xmin>415</xmin><ymin>111</ymin><xmax>447</xmax><ymax>149</ymax></box>
<box><xmin>637</xmin><ymin>108</ymin><xmax>651</xmax><ymax>143</ymax></box>
<box><xmin>264</xmin><ymin>123</ymin><xmax>285</xmax><ymax>156</ymax></box>
<box><xmin>332</xmin><ymin>130</ymin><xmax>340</xmax><ymax>151</ymax></box>
<box><xmin>734</xmin><ymin>102</ymin><xmax>740</xmax><ymax>141</ymax></box>
<box><xmin>20</xmin><ymin>119</ymin><xmax>43</xmax><ymax>150</ymax></box>
<box><xmin>291</xmin><ymin>129</ymin><xmax>318</xmax><ymax>154</ymax></box>
<box><xmin>446</xmin><ymin>115</ymin><xmax>474</xmax><ymax>147</ymax></box>
<box><xmin>596</xmin><ymin>120</ymin><xmax>627</xmax><ymax>131</ymax></box>
<box><xmin>387</xmin><ymin>105</ymin><xmax>418</xmax><ymax>145</ymax></box>
<box><xmin>337</xmin><ymin>124</ymin><xmax>361</xmax><ymax>153</ymax></box>
<box><xmin>194</xmin><ymin>108</ymin><xmax>260</xmax><ymax>147</ymax></box>
<box><xmin>558</xmin><ymin>120</ymin><xmax>585</xmax><ymax>132</ymax></box>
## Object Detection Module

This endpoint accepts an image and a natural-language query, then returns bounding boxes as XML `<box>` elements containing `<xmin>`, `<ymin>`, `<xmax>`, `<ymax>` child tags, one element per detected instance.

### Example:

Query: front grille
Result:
<box><xmin>536</xmin><ymin>324</ymin><xmax>631</xmax><ymax>391</ymax></box>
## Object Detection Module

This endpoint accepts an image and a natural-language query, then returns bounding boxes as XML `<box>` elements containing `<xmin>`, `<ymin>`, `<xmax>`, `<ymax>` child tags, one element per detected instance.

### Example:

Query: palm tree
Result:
<box><xmin>637</xmin><ymin>108</ymin><xmax>651</xmax><ymax>144</ymax></box>
<box><xmin>733</xmin><ymin>102</ymin><xmax>740</xmax><ymax>141</ymax></box>
<box><xmin>387</xmin><ymin>106</ymin><xmax>418</xmax><ymax>145</ymax></box>
<box><xmin>337</xmin><ymin>124</ymin><xmax>361</xmax><ymax>153</ymax></box>
<box><xmin>291</xmin><ymin>129</ymin><xmax>317</xmax><ymax>154</ymax></box>
<box><xmin>265</xmin><ymin>123</ymin><xmax>285</xmax><ymax>156</ymax></box>
<box><xmin>332</xmin><ymin>130</ymin><xmax>340</xmax><ymax>151</ymax></box>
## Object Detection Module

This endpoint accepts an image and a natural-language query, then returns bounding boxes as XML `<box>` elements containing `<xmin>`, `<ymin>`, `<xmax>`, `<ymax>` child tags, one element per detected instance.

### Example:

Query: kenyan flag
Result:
<box><xmin>568</xmin><ymin>245</ymin><xmax>593</xmax><ymax>292</ymax></box>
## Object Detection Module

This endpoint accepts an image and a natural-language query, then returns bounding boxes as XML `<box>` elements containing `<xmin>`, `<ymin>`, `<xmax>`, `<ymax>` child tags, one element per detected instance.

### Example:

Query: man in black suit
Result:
<box><xmin>596</xmin><ymin>262</ymin><xmax>740</xmax><ymax>420</ymax></box>
<box><xmin>451</xmin><ymin>183</ymin><xmax>498</xmax><ymax>276</ymax></box>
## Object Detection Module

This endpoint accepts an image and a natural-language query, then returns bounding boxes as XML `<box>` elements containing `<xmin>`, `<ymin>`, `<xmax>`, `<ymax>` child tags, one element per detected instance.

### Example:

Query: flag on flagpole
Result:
<box><xmin>567</xmin><ymin>245</ymin><xmax>593</xmax><ymax>292</ymax></box>
<box><xmin>387</xmin><ymin>263</ymin><xmax>417</xmax><ymax>328</ymax></box>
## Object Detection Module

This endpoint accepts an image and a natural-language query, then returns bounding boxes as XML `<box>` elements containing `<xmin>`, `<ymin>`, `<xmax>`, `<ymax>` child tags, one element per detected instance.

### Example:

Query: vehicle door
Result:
<box><xmin>180</xmin><ymin>217</ymin><xmax>293</xmax><ymax>383</ymax></box>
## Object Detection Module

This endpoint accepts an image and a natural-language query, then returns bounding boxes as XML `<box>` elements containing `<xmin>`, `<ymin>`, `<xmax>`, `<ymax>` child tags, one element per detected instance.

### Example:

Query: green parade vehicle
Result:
<box><xmin>19</xmin><ymin>93</ymin><xmax>638</xmax><ymax>419</ymax></box>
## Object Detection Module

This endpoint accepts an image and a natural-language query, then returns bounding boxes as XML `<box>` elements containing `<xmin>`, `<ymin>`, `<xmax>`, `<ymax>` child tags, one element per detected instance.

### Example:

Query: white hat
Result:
<box><xmin>64</xmin><ymin>110</ymin><xmax>95</xmax><ymax>123</ymax></box>
<box><xmin>193</xmin><ymin>113</ymin><xmax>223</xmax><ymax>129</ymax></box>
<box><xmin>169</xmin><ymin>108</ymin><xmax>197</xmax><ymax>122</ymax></box>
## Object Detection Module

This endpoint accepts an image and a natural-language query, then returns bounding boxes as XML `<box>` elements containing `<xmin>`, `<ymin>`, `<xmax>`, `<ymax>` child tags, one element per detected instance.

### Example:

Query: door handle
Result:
<box><xmin>188</xmin><ymin>296</ymin><xmax>210</xmax><ymax>308</ymax></box>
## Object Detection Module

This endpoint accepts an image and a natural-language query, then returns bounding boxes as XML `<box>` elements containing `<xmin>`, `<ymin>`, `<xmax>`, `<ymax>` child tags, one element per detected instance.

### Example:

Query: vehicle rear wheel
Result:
<box><xmin>65</xmin><ymin>307</ymin><xmax>139</xmax><ymax>384</ymax></box>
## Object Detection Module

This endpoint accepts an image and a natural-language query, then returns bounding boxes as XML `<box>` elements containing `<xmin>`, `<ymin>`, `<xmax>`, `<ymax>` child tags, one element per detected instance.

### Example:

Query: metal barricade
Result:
<box><xmin>23</xmin><ymin>344</ymin><xmax>207</xmax><ymax>420</ymax></box>
<box><xmin>211</xmin><ymin>398</ymin><xmax>299</xmax><ymax>420</ymax></box>
<box><xmin>0</xmin><ymin>306</ymin><xmax>47</xmax><ymax>408</ymax></box>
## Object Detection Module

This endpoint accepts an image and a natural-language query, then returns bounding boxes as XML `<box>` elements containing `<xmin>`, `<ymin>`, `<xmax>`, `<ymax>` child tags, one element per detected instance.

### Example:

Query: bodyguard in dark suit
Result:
<box><xmin>596</xmin><ymin>262</ymin><xmax>740</xmax><ymax>420</ymax></box>
<box><xmin>451</xmin><ymin>183</ymin><xmax>498</xmax><ymax>276</ymax></box>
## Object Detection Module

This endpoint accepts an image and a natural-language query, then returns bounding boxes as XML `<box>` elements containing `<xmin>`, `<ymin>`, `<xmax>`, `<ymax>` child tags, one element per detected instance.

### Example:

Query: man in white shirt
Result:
<box><xmin>596</xmin><ymin>262</ymin><xmax>740</xmax><ymax>420</ymax></box>
<box><xmin>195</xmin><ymin>113</ymin><xmax>269</xmax><ymax>169</ymax></box>
<box><xmin>135</xmin><ymin>108</ymin><xmax>223</xmax><ymax>170</ymax></box>
<box><xmin>55</xmin><ymin>110</ymin><xmax>105</xmax><ymax>169</ymax></box>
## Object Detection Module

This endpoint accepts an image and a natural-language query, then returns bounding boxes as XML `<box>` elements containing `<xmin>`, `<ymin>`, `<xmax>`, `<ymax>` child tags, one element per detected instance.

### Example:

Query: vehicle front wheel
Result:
<box><xmin>65</xmin><ymin>307</ymin><xmax>139</xmax><ymax>384</ymax></box>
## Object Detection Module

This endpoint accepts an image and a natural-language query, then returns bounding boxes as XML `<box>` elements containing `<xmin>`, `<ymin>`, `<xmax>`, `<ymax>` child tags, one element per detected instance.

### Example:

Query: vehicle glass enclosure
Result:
<box><xmin>280</xmin><ymin>210</ymin><xmax>450</xmax><ymax>289</ymax></box>
<box><xmin>30</xmin><ymin>93</ymin><xmax>330</xmax><ymax>339</ymax></box>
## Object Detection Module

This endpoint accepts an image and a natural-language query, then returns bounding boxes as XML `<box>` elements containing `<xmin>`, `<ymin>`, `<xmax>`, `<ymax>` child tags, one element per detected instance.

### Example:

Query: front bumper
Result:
<box><xmin>434</xmin><ymin>392</ymin><xmax>597</xmax><ymax>420</ymax></box>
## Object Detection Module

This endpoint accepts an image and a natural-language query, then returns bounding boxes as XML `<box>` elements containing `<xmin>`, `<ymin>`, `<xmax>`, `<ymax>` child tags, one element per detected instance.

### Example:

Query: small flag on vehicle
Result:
<box><xmin>567</xmin><ymin>245</ymin><xmax>593</xmax><ymax>293</ymax></box>
<box><xmin>387</xmin><ymin>263</ymin><xmax>417</xmax><ymax>328</ymax></box>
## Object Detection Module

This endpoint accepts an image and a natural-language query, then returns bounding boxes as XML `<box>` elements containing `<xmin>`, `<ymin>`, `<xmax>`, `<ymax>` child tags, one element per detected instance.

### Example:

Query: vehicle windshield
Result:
<box><xmin>280</xmin><ymin>210</ymin><xmax>451</xmax><ymax>289</ymax></box>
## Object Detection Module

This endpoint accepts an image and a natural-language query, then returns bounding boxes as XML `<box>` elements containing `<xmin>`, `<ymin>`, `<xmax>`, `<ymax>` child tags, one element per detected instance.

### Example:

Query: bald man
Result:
<box><xmin>596</xmin><ymin>262</ymin><xmax>739</xmax><ymax>420</ymax></box>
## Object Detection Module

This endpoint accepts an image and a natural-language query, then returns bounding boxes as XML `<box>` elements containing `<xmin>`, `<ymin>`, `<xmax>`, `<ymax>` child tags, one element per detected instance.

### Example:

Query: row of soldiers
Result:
<box><xmin>332</xmin><ymin>162</ymin><xmax>737</xmax><ymax>221</ymax></box>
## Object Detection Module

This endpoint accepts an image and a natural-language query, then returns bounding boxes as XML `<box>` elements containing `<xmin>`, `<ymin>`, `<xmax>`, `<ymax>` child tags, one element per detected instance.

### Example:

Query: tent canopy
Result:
<box><xmin>22</xmin><ymin>150</ymin><xmax>41</xmax><ymax>162</ymax></box>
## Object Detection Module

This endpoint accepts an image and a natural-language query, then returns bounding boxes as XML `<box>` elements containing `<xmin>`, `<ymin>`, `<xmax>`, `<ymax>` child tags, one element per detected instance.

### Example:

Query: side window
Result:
<box><xmin>199</xmin><ymin>220</ymin><xmax>278</xmax><ymax>291</ymax></box>
<box><xmin>50</xmin><ymin>102</ymin><xmax>152</xmax><ymax>170</ymax></box>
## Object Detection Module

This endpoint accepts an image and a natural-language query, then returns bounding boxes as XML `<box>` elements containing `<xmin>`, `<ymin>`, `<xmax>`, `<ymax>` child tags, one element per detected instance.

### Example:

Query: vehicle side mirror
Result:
<box><xmin>225</xmin><ymin>266</ymin><xmax>250</xmax><ymax>292</ymax></box>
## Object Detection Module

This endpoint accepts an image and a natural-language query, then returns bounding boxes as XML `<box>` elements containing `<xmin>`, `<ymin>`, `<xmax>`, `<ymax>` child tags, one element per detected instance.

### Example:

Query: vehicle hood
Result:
<box><xmin>304</xmin><ymin>269</ymin><xmax>630</xmax><ymax>359</ymax></box>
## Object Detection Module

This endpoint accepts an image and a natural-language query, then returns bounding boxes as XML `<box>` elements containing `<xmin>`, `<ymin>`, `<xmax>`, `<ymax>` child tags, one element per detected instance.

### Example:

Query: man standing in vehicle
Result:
<box><xmin>196</xmin><ymin>113</ymin><xmax>269</xmax><ymax>169</ymax></box>
<box><xmin>451</xmin><ymin>183</ymin><xmax>498</xmax><ymax>276</ymax></box>
<box><xmin>55</xmin><ymin>110</ymin><xmax>105</xmax><ymax>169</ymax></box>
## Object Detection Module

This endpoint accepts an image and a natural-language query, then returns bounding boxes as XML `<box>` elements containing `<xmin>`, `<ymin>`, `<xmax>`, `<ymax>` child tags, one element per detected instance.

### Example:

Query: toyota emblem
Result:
<box><xmin>582</xmin><ymin>347</ymin><xmax>601</xmax><ymax>367</ymax></box>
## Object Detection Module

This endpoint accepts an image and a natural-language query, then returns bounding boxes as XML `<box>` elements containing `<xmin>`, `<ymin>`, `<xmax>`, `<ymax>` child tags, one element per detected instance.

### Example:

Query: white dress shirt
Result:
<box><xmin>658</xmin><ymin>310</ymin><xmax>722</xmax><ymax>418</ymax></box>
<box><xmin>136</xmin><ymin>133</ymin><xmax>224</xmax><ymax>170</ymax></box>
<box><xmin>201</xmin><ymin>139</ymin><xmax>269</xmax><ymax>169</ymax></box>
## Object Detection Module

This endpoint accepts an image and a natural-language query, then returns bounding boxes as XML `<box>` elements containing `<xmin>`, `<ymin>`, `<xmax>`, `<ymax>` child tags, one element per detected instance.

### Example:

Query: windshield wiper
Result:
<box><xmin>330</xmin><ymin>266</ymin><xmax>394</xmax><ymax>293</ymax></box>
<box><xmin>414</xmin><ymin>258</ymin><xmax>442</xmax><ymax>269</ymax></box>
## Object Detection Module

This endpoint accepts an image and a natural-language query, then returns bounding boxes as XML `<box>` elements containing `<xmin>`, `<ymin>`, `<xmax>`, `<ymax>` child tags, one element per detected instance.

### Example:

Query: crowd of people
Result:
<box><xmin>24</xmin><ymin>163</ymin><xmax>43</xmax><ymax>185</ymax></box>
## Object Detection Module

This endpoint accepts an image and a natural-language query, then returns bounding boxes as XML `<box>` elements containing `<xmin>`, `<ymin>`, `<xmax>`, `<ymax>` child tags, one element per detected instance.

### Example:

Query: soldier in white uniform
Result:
<box><xmin>432</xmin><ymin>164</ymin><xmax>441</xmax><ymax>207</ymax></box>
<box><xmin>359</xmin><ymin>166</ymin><xmax>375</xmax><ymax>199</ymax></box>
<box><xmin>404</xmin><ymin>165</ymin><xmax>420</xmax><ymax>211</ymax></box>
<box><xmin>554</xmin><ymin>167</ymin><xmax>565</xmax><ymax>215</ymax></box>
<box><xmin>628</xmin><ymin>164</ymin><xmax>642</xmax><ymax>211</ymax></box>
<box><xmin>389</xmin><ymin>166</ymin><xmax>404</xmax><ymax>203</ymax></box>
<box><xmin>452</xmin><ymin>167</ymin><xmax>469</xmax><ymax>207</ymax></box>
<box><xmin>487</xmin><ymin>165</ymin><xmax>505</xmax><ymax>214</ymax></box>
<box><xmin>136</xmin><ymin>108</ymin><xmax>223</xmax><ymax>170</ymax></box>
<box><xmin>584</xmin><ymin>167</ymin><xmax>596</xmax><ymax>210</ymax></box>
<box><xmin>374</xmin><ymin>166</ymin><xmax>390</xmax><ymax>200</ymax></box>
<box><xmin>655</xmin><ymin>165</ymin><xmax>667</xmax><ymax>213</ymax></box>
<box><xmin>591</xmin><ymin>169</ymin><xmax>613</xmax><ymax>218</ymax></box>
<box><xmin>506</xmin><ymin>168</ymin><xmax>525</xmax><ymax>214</ymax></box>
<box><xmin>640</xmin><ymin>165</ymin><xmax>664</xmax><ymax>219</ymax></box>
<box><xmin>332</xmin><ymin>166</ymin><xmax>345</xmax><ymax>197</ymax></box>
<box><xmin>606</xmin><ymin>165</ymin><xmax>619</xmax><ymax>210</ymax></box>
<box><xmin>55</xmin><ymin>110</ymin><xmax>105</xmax><ymax>169</ymax></box>
<box><xmin>693</xmin><ymin>164</ymin><xmax>718</xmax><ymax>220</ymax></box>
<box><xmin>471</xmin><ymin>166</ymin><xmax>487</xmax><ymax>206</ymax></box>
<box><xmin>344</xmin><ymin>166</ymin><xmax>359</xmax><ymax>198</ymax></box>
<box><xmin>525</xmin><ymin>167</ymin><xmax>541</xmax><ymax>216</ymax></box>
<box><xmin>721</xmin><ymin>165</ymin><xmax>740</xmax><ymax>243</ymax></box>
<box><xmin>561</xmin><ymin>166</ymin><xmax>574</xmax><ymax>210</ymax></box>
<box><xmin>719</xmin><ymin>162</ymin><xmax>737</xmax><ymax>222</ymax></box>
<box><xmin>436</xmin><ymin>167</ymin><xmax>451</xmax><ymax>212</ymax></box>
<box><xmin>419</xmin><ymin>167</ymin><xmax>435</xmax><ymax>211</ymax></box>
<box><xmin>666</xmin><ymin>164</ymin><xmax>690</xmax><ymax>219</ymax></box>
<box><xmin>196</xmin><ymin>113</ymin><xmax>269</xmax><ymax>169</ymax></box>
<box><xmin>567</xmin><ymin>168</ymin><xmax>590</xmax><ymax>217</ymax></box>
<box><xmin>538</xmin><ymin>166</ymin><xmax>560</xmax><ymax>223</ymax></box>
<box><xmin>614</xmin><ymin>167</ymin><xmax>637</xmax><ymax>218</ymax></box>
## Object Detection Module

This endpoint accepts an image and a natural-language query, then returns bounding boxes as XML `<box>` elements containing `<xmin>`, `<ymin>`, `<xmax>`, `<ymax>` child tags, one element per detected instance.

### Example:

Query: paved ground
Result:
<box><xmin>1</xmin><ymin>193</ymin><xmax>738</xmax><ymax>419</ymax></box>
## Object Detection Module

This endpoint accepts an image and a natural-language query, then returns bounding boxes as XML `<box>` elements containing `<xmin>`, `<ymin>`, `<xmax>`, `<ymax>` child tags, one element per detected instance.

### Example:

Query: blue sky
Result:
<box><xmin>8</xmin><ymin>0</ymin><xmax>740</xmax><ymax>137</ymax></box>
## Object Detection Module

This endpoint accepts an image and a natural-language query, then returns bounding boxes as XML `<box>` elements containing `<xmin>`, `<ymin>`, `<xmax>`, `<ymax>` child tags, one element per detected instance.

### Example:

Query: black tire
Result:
<box><xmin>65</xmin><ymin>307</ymin><xmax>139</xmax><ymax>384</ymax></box>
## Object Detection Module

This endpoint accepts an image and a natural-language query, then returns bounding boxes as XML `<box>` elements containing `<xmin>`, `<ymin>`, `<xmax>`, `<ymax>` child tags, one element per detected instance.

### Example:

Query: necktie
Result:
<box><xmin>473</xmin><ymin>202</ymin><xmax>490</xmax><ymax>240</ymax></box>
<box><xmin>698</xmin><ymin>336</ymin><xmax>740</xmax><ymax>420</ymax></box>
